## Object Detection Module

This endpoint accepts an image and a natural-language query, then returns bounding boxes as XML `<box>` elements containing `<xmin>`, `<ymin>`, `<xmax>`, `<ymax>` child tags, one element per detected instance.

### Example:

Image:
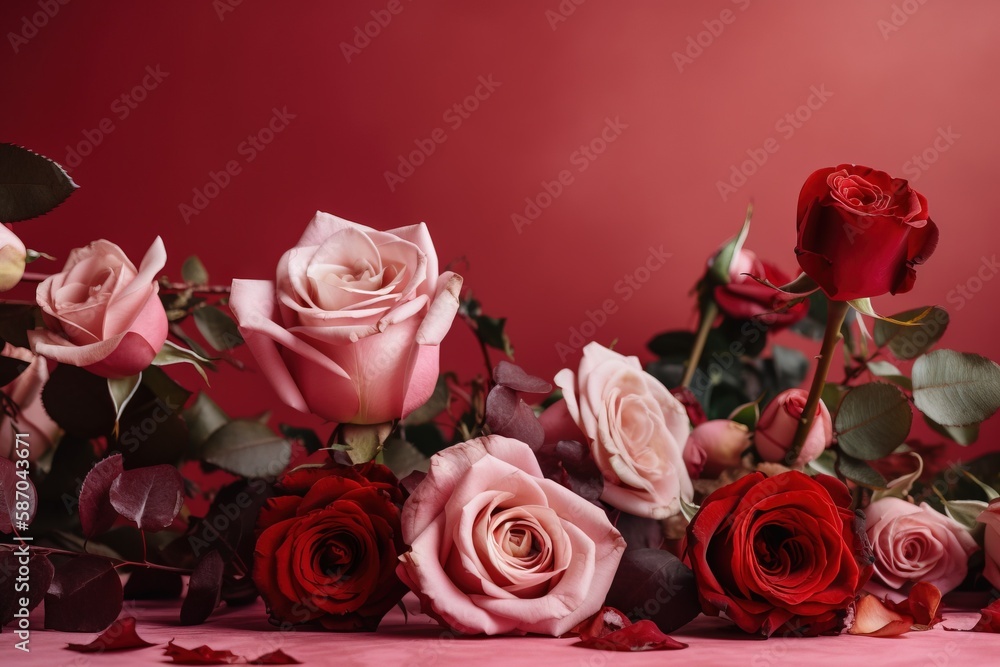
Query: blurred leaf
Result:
<box><xmin>0</xmin><ymin>143</ymin><xmax>78</xmax><ymax>222</ymax></box>
<box><xmin>866</xmin><ymin>360</ymin><xmax>912</xmax><ymax>390</ymax></box>
<box><xmin>461</xmin><ymin>296</ymin><xmax>514</xmax><ymax>358</ymax></box>
<box><xmin>941</xmin><ymin>498</ymin><xmax>988</xmax><ymax>533</ymax></box>
<box><xmin>0</xmin><ymin>304</ymin><xmax>42</xmax><ymax>349</ymax></box>
<box><xmin>44</xmin><ymin>556</ymin><xmax>123</xmax><ymax>632</ymax></box>
<box><xmin>141</xmin><ymin>365</ymin><xmax>192</xmax><ymax>412</ymax></box>
<box><xmin>836</xmin><ymin>453</ymin><xmax>888</xmax><ymax>489</ymax></box>
<box><xmin>874</xmin><ymin>306</ymin><xmax>949</xmax><ymax>360</ymax></box>
<box><xmin>182</xmin><ymin>256</ymin><xmax>209</xmax><ymax>285</ymax></box>
<box><xmin>201</xmin><ymin>420</ymin><xmax>290</xmax><ymax>479</ymax></box>
<box><xmin>770</xmin><ymin>345</ymin><xmax>809</xmax><ymax>391</ymax></box>
<box><xmin>0</xmin><ymin>354</ymin><xmax>30</xmax><ymax>385</ymax></box>
<box><xmin>183</xmin><ymin>393</ymin><xmax>230</xmax><ymax>450</ymax></box>
<box><xmin>123</xmin><ymin>568</ymin><xmax>183</xmax><ymax>600</ymax></box>
<box><xmin>381</xmin><ymin>437</ymin><xmax>429</xmax><ymax>480</ymax></box>
<box><xmin>924</xmin><ymin>414</ymin><xmax>979</xmax><ymax>446</ymax></box>
<box><xmin>912</xmin><ymin>350</ymin><xmax>1000</xmax><ymax>427</ymax></box>
<box><xmin>707</xmin><ymin>203</ymin><xmax>752</xmax><ymax>284</ymax></box>
<box><xmin>835</xmin><ymin>382</ymin><xmax>912</xmax><ymax>460</ymax></box>
<box><xmin>727</xmin><ymin>399</ymin><xmax>760</xmax><ymax>430</ymax></box>
<box><xmin>193</xmin><ymin>306</ymin><xmax>243</xmax><ymax>351</ymax></box>
<box><xmin>821</xmin><ymin>382</ymin><xmax>847</xmax><ymax>421</ymax></box>
<box><xmin>961</xmin><ymin>469</ymin><xmax>1000</xmax><ymax>501</ymax></box>
<box><xmin>647</xmin><ymin>331</ymin><xmax>696</xmax><ymax>360</ymax></box>
<box><xmin>604</xmin><ymin>549</ymin><xmax>701</xmax><ymax>633</ymax></box>
<box><xmin>180</xmin><ymin>550</ymin><xmax>224</xmax><ymax>625</ymax></box>
<box><xmin>404</xmin><ymin>422</ymin><xmax>449</xmax><ymax>458</ymax></box>
<box><xmin>278</xmin><ymin>424</ymin><xmax>322</xmax><ymax>454</ymax></box>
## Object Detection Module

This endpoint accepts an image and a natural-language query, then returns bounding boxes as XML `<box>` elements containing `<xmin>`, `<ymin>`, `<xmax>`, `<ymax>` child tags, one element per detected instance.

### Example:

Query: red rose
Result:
<box><xmin>713</xmin><ymin>249</ymin><xmax>807</xmax><ymax>329</ymax></box>
<box><xmin>686</xmin><ymin>471</ymin><xmax>872</xmax><ymax>636</ymax></box>
<box><xmin>795</xmin><ymin>164</ymin><xmax>938</xmax><ymax>300</ymax></box>
<box><xmin>253</xmin><ymin>461</ymin><xmax>407</xmax><ymax>631</ymax></box>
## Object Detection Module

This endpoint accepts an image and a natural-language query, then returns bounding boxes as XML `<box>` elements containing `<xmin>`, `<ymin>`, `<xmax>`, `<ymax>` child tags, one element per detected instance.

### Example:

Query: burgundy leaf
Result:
<box><xmin>79</xmin><ymin>453</ymin><xmax>125</xmax><ymax>538</ymax></box>
<box><xmin>533</xmin><ymin>440</ymin><xmax>603</xmax><ymax>503</ymax></box>
<box><xmin>493</xmin><ymin>361</ymin><xmax>552</xmax><ymax>394</ymax></box>
<box><xmin>65</xmin><ymin>616</ymin><xmax>155</xmax><ymax>652</ymax></box>
<box><xmin>0</xmin><ymin>457</ymin><xmax>37</xmax><ymax>534</ymax></box>
<box><xmin>249</xmin><ymin>649</ymin><xmax>302</xmax><ymax>664</ymax></box>
<box><xmin>44</xmin><ymin>555</ymin><xmax>123</xmax><ymax>632</ymax></box>
<box><xmin>124</xmin><ymin>567</ymin><xmax>183</xmax><ymax>600</ymax></box>
<box><xmin>1</xmin><ymin>551</ymin><xmax>53</xmax><ymax>626</ymax></box>
<box><xmin>575</xmin><ymin>619</ymin><xmax>687</xmax><ymax>651</ymax></box>
<box><xmin>180</xmin><ymin>551</ymin><xmax>224</xmax><ymax>625</ymax></box>
<box><xmin>109</xmin><ymin>464</ymin><xmax>184</xmax><ymax>531</ymax></box>
<box><xmin>570</xmin><ymin>606</ymin><xmax>631</xmax><ymax>639</ymax></box>
<box><xmin>485</xmin><ymin>385</ymin><xmax>544</xmax><ymax>447</ymax></box>
<box><xmin>604</xmin><ymin>549</ymin><xmax>701</xmax><ymax>633</ymax></box>
<box><xmin>164</xmin><ymin>640</ymin><xmax>241</xmax><ymax>664</ymax></box>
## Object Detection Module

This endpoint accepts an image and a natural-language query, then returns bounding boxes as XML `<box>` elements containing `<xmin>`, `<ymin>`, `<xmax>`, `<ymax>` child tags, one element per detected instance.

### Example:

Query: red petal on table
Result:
<box><xmin>575</xmin><ymin>620</ymin><xmax>688</xmax><ymax>651</ymax></box>
<box><xmin>946</xmin><ymin>598</ymin><xmax>1000</xmax><ymax>633</ymax></box>
<box><xmin>65</xmin><ymin>617</ymin><xmax>156</xmax><ymax>653</ymax></box>
<box><xmin>164</xmin><ymin>640</ymin><xmax>242</xmax><ymax>664</ymax></box>
<box><xmin>570</xmin><ymin>606</ymin><xmax>632</xmax><ymax>639</ymax></box>
<box><xmin>885</xmin><ymin>582</ymin><xmax>943</xmax><ymax>629</ymax></box>
<box><xmin>848</xmin><ymin>595</ymin><xmax>914</xmax><ymax>637</ymax></box>
<box><xmin>249</xmin><ymin>649</ymin><xmax>302</xmax><ymax>664</ymax></box>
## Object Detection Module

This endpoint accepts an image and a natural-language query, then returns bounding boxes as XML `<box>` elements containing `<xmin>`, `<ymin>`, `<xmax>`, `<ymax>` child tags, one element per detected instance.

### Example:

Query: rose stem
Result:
<box><xmin>680</xmin><ymin>301</ymin><xmax>718</xmax><ymax>388</ymax></box>
<box><xmin>1</xmin><ymin>544</ymin><xmax>192</xmax><ymax>574</ymax></box>
<box><xmin>786</xmin><ymin>299</ymin><xmax>851</xmax><ymax>465</ymax></box>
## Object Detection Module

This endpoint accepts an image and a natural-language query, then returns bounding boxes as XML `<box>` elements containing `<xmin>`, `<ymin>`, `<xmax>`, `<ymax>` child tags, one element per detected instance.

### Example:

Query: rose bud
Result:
<box><xmin>712</xmin><ymin>249</ymin><xmax>807</xmax><ymax>329</ymax></box>
<box><xmin>796</xmin><ymin>164</ymin><xmax>938</xmax><ymax>300</ymax></box>
<box><xmin>754</xmin><ymin>388</ymin><xmax>833</xmax><ymax>467</ymax></box>
<box><xmin>687</xmin><ymin>419</ymin><xmax>752</xmax><ymax>478</ymax></box>
<box><xmin>0</xmin><ymin>225</ymin><xmax>27</xmax><ymax>291</ymax></box>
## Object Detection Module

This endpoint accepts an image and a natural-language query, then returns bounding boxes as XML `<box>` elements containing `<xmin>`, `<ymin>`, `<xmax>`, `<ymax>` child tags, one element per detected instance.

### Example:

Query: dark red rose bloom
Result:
<box><xmin>686</xmin><ymin>471</ymin><xmax>872</xmax><ymax>637</ymax></box>
<box><xmin>795</xmin><ymin>164</ymin><xmax>938</xmax><ymax>301</ymax></box>
<box><xmin>713</xmin><ymin>249</ymin><xmax>807</xmax><ymax>329</ymax></box>
<box><xmin>670</xmin><ymin>386</ymin><xmax>707</xmax><ymax>427</ymax></box>
<box><xmin>253</xmin><ymin>461</ymin><xmax>407</xmax><ymax>631</ymax></box>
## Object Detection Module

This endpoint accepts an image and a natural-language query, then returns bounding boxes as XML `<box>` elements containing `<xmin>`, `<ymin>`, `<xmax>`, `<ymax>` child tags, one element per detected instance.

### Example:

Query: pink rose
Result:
<box><xmin>977</xmin><ymin>498</ymin><xmax>1000</xmax><ymax>591</ymax></box>
<box><xmin>28</xmin><ymin>238</ymin><xmax>168</xmax><ymax>379</ymax></box>
<box><xmin>0</xmin><ymin>225</ymin><xmax>27</xmax><ymax>291</ymax></box>
<box><xmin>397</xmin><ymin>435</ymin><xmax>625</xmax><ymax>636</ymax></box>
<box><xmin>687</xmin><ymin>419</ymin><xmax>752</xmax><ymax>478</ymax></box>
<box><xmin>865</xmin><ymin>497</ymin><xmax>978</xmax><ymax>601</ymax></box>
<box><xmin>0</xmin><ymin>345</ymin><xmax>60</xmax><ymax>462</ymax></box>
<box><xmin>754</xmin><ymin>389</ymin><xmax>833</xmax><ymax>467</ymax></box>
<box><xmin>230</xmin><ymin>212</ymin><xmax>462</xmax><ymax>425</ymax></box>
<box><xmin>539</xmin><ymin>342</ymin><xmax>693</xmax><ymax>519</ymax></box>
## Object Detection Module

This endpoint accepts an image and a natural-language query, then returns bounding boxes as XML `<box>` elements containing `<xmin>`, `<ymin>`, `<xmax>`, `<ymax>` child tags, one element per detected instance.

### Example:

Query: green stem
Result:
<box><xmin>681</xmin><ymin>301</ymin><xmax>718</xmax><ymax>388</ymax></box>
<box><xmin>786</xmin><ymin>299</ymin><xmax>851</xmax><ymax>466</ymax></box>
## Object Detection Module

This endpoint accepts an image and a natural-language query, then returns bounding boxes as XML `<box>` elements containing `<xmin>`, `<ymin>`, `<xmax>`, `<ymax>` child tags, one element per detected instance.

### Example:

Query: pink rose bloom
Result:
<box><xmin>865</xmin><ymin>497</ymin><xmax>978</xmax><ymax>601</ymax></box>
<box><xmin>687</xmin><ymin>419</ymin><xmax>752</xmax><ymax>478</ymax></box>
<box><xmin>397</xmin><ymin>435</ymin><xmax>625</xmax><ymax>636</ymax></box>
<box><xmin>0</xmin><ymin>225</ymin><xmax>27</xmax><ymax>291</ymax></box>
<box><xmin>755</xmin><ymin>389</ymin><xmax>833</xmax><ymax>467</ymax></box>
<box><xmin>539</xmin><ymin>342</ymin><xmax>693</xmax><ymax>519</ymax></box>
<box><xmin>230</xmin><ymin>212</ymin><xmax>462</xmax><ymax>425</ymax></box>
<box><xmin>28</xmin><ymin>238</ymin><xmax>168</xmax><ymax>379</ymax></box>
<box><xmin>977</xmin><ymin>498</ymin><xmax>1000</xmax><ymax>591</ymax></box>
<box><xmin>0</xmin><ymin>345</ymin><xmax>60</xmax><ymax>462</ymax></box>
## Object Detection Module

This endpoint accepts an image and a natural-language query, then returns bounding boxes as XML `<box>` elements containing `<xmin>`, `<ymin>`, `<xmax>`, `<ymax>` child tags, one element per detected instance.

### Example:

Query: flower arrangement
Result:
<box><xmin>3</xmin><ymin>144</ymin><xmax>1000</xmax><ymax>653</ymax></box>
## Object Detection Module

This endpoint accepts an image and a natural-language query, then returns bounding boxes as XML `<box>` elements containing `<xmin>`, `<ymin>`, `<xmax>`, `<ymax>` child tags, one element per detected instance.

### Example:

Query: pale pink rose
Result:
<box><xmin>865</xmin><ymin>497</ymin><xmax>978</xmax><ymax>601</ymax></box>
<box><xmin>230</xmin><ymin>212</ymin><xmax>462</xmax><ymax>425</ymax></box>
<box><xmin>397</xmin><ymin>435</ymin><xmax>625</xmax><ymax>636</ymax></box>
<box><xmin>0</xmin><ymin>225</ymin><xmax>27</xmax><ymax>291</ymax></box>
<box><xmin>977</xmin><ymin>498</ymin><xmax>1000</xmax><ymax>591</ymax></box>
<box><xmin>28</xmin><ymin>238</ymin><xmax>168</xmax><ymax>379</ymax></box>
<box><xmin>687</xmin><ymin>419</ymin><xmax>752</xmax><ymax>478</ymax></box>
<box><xmin>539</xmin><ymin>342</ymin><xmax>693</xmax><ymax>519</ymax></box>
<box><xmin>755</xmin><ymin>388</ymin><xmax>833</xmax><ymax>467</ymax></box>
<box><xmin>0</xmin><ymin>345</ymin><xmax>60</xmax><ymax>462</ymax></box>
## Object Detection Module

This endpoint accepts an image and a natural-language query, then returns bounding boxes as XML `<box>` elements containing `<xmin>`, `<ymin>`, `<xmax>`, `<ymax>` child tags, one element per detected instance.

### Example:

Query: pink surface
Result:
<box><xmin>10</xmin><ymin>598</ymin><xmax>1000</xmax><ymax>666</ymax></box>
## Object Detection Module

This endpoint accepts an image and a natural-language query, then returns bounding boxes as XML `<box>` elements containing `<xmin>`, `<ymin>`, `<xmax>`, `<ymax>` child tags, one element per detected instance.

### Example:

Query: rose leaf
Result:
<box><xmin>0</xmin><ymin>143</ymin><xmax>78</xmax><ymax>222</ymax></box>
<box><xmin>912</xmin><ymin>350</ymin><xmax>1000</xmax><ymax>427</ymax></box>
<box><xmin>835</xmin><ymin>382</ymin><xmax>912</xmax><ymax>460</ymax></box>
<box><xmin>201</xmin><ymin>420</ymin><xmax>291</xmax><ymax>479</ymax></box>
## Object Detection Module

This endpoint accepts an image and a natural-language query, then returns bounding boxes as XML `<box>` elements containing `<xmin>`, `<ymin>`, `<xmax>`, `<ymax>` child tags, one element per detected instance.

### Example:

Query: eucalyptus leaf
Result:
<box><xmin>835</xmin><ymin>382</ymin><xmax>912</xmax><ymax>460</ymax></box>
<box><xmin>183</xmin><ymin>393</ymin><xmax>230</xmax><ymax>449</ymax></box>
<box><xmin>835</xmin><ymin>452</ymin><xmax>888</xmax><ymax>489</ymax></box>
<box><xmin>181</xmin><ymin>255</ymin><xmax>209</xmax><ymax>285</ymax></box>
<box><xmin>866</xmin><ymin>360</ymin><xmax>913</xmax><ymax>391</ymax></box>
<box><xmin>201</xmin><ymin>420</ymin><xmax>290</xmax><ymax>479</ymax></box>
<box><xmin>193</xmin><ymin>306</ymin><xmax>243</xmax><ymax>351</ymax></box>
<box><xmin>941</xmin><ymin>499</ymin><xmax>987</xmax><ymax>534</ymax></box>
<box><xmin>874</xmin><ymin>306</ymin><xmax>949</xmax><ymax>360</ymax></box>
<box><xmin>0</xmin><ymin>143</ymin><xmax>78</xmax><ymax>222</ymax></box>
<box><xmin>912</xmin><ymin>350</ymin><xmax>1000</xmax><ymax>427</ymax></box>
<box><xmin>924</xmin><ymin>414</ymin><xmax>979</xmax><ymax>446</ymax></box>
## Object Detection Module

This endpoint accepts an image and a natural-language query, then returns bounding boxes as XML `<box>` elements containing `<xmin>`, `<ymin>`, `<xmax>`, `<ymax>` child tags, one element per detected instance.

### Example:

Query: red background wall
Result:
<box><xmin>3</xmin><ymin>0</ymin><xmax>999</xmax><ymax>456</ymax></box>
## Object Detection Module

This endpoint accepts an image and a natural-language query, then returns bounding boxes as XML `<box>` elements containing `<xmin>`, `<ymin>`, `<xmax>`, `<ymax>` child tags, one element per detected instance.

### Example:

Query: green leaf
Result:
<box><xmin>381</xmin><ymin>437</ymin><xmax>429</xmax><ymax>480</ymax></box>
<box><xmin>835</xmin><ymin>452</ymin><xmax>888</xmax><ymax>489</ymax></box>
<box><xmin>403</xmin><ymin>375</ymin><xmax>450</xmax><ymax>426</ymax></box>
<box><xmin>0</xmin><ymin>143</ymin><xmax>78</xmax><ymax>222</ymax></box>
<box><xmin>201</xmin><ymin>420</ymin><xmax>290</xmax><ymax>479</ymax></box>
<box><xmin>940</xmin><ymin>498</ymin><xmax>987</xmax><ymax>533</ymax></box>
<box><xmin>182</xmin><ymin>393</ymin><xmax>229</xmax><ymax>450</ymax></box>
<box><xmin>727</xmin><ymin>399</ymin><xmax>760</xmax><ymax>430</ymax></box>
<box><xmin>152</xmin><ymin>340</ymin><xmax>214</xmax><ymax>383</ymax></box>
<box><xmin>108</xmin><ymin>373</ymin><xmax>142</xmax><ymax>427</ymax></box>
<box><xmin>338</xmin><ymin>423</ymin><xmax>392</xmax><ymax>464</ymax></box>
<box><xmin>708</xmin><ymin>203</ymin><xmax>752</xmax><ymax>284</ymax></box>
<box><xmin>679</xmin><ymin>497</ymin><xmax>700</xmax><ymax>523</ymax></box>
<box><xmin>848</xmin><ymin>298</ymin><xmax>932</xmax><ymax>326</ymax></box>
<box><xmin>961</xmin><ymin>469</ymin><xmax>1000</xmax><ymax>501</ymax></box>
<box><xmin>924</xmin><ymin>414</ymin><xmax>979</xmax><ymax>446</ymax></box>
<box><xmin>835</xmin><ymin>382</ymin><xmax>912</xmax><ymax>460</ymax></box>
<box><xmin>821</xmin><ymin>383</ymin><xmax>847</xmax><ymax>421</ymax></box>
<box><xmin>193</xmin><ymin>306</ymin><xmax>244</xmax><ymax>351</ymax></box>
<box><xmin>874</xmin><ymin>306</ymin><xmax>949</xmax><ymax>360</ymax></box>
<box><xmin>181</xmin><ymin>256</ymin><xmax>209</xmax><ymax>285</ymax></box>
<box><xmin>865</xmin><ymin>360</ymin><xmax>912</xmax><ymax>391</ymax></box>
<box><xmin>140</xmin><ymin>365</ymin><xmax>192</xmax><ymax>413</ymax></box>
<box><xmin>912</xmin><ymin>350</ymin><xmax>1000</xmax><ymax>426</ymax></box>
